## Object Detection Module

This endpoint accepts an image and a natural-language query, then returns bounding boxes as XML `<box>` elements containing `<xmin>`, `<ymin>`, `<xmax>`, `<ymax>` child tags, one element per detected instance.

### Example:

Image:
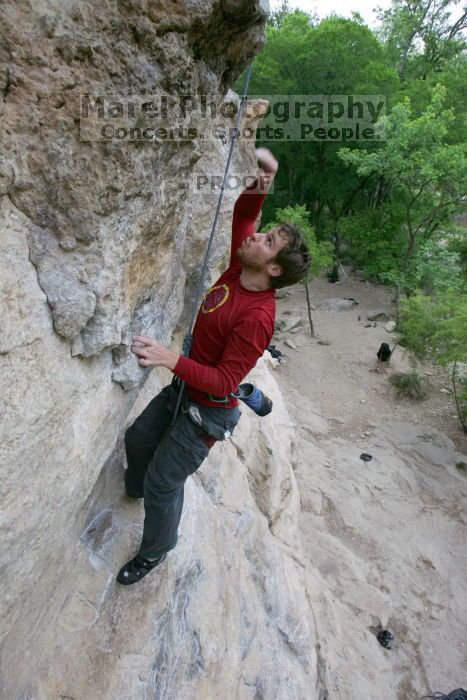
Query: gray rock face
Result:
<box><xmin>16</xmin><ymin>360</ymin><xmax>317</xmax><ymax>699</ymax></box>
<box><xmin>1</xmin><ymin>0</ymin><xmax>268</xmax><ymax>366</ymax></box>
<box><xmin>0</xmin><ymin>2</ymin><xmax>320</xmax><ymax>697</ymax></box>
<box><xmin>317</xmin><ymin>298</ymin><xmax>358</xmax><ymax>311</ymax></box>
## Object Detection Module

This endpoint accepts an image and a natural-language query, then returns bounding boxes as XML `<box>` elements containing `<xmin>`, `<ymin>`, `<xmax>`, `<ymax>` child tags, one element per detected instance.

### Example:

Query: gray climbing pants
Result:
<box><xmin>124</xmin><ymin>384</ymin><xmax>241</xmax><ymax>560</ymax></box>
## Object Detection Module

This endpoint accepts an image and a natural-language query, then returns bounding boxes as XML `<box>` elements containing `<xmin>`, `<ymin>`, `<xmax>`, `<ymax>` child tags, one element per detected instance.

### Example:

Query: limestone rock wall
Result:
<box><xmin>0</xmin><ymin>1</ymin><xmax>317</xmax><ymax>697</ymax></box>
<box><xmin>21</xmin><ymin>360</ymin><xmax>317</xmax><ymax>699</ymax></box>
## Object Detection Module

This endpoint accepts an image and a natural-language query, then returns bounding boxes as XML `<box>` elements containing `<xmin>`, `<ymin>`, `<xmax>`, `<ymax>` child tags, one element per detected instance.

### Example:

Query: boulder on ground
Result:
<box><xmin>385</xmin><ymin>320</ymin><xmax>396</xmax><ymax>333</ymax></box>
<box><xmin>317</xmin><ymin>298</ymin><xmax>357</xmax><ymax>312</ymax></box>
<box><xmin>368</xmin><ymin>309</ymin><xmax>391</xmax><ymax>321</ymax></box>
<box><xmin>284</xmin><ymin>338</ymin><xmax>300</xmax><ymax>351</ymax></box>
<box><xmin>275</xmin><ymin>288</ymin><xmax>292</xmax><ymax>299</ymax></box>
<box><xmin>275</xmin><ymin>316</ymin><xmax>304</xmax><ymax>333</ymax></box>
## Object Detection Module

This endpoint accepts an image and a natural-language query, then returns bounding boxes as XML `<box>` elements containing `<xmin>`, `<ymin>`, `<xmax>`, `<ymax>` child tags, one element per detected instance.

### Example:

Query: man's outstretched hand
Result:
<box><xmin>255</xmin><ymin>147</ymin><xmax>278</xmax><ymax>175</ymax></box>
<box><xmin>131</xmin><ymin>336</ymin><xmax>179</xmax><ymax>371</ymax></box>
<box><xmin>254</xmin><ymin>147</ymin><xmax>278</xmax><ymax>193</ymax></box>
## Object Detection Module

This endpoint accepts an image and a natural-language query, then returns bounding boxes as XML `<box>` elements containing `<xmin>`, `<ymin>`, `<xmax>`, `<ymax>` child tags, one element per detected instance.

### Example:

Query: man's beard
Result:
<box><xmin>236</xmin><ymin>246</ymin><xmax>265</xmax><ymax>272</ymax></box>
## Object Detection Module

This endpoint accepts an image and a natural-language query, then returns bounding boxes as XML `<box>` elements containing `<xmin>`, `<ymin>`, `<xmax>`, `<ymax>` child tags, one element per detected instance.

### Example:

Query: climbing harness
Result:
<box><xmin>171</xmin><ymin>64</ymin><xmax>253</xmax><ymax>425</ymax></box>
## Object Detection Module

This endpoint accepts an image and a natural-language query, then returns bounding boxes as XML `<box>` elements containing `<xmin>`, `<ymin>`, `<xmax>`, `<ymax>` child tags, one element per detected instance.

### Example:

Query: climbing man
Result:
<box><xmin>117</xmin><ymin>147</ymin><xmax>311</xmax><ymax>585</ymax></box>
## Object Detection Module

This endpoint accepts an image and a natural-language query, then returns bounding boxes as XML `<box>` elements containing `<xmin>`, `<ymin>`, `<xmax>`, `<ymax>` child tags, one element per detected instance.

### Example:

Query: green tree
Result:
<box><xmin>377</xmin><ymin>0</ymin><xmax>467</xmax><ymax>145</ymax></box>
<box><xmin>377</xmin><ymin>0</ymin><xmax>467</xmax><ymax>80</ymax></box>
<box><xmin>338</xmin><ymin>85</ymin><xmax>467</xmax><ymax>303</ymax></box>
<box><xmin>338</xmin><ymin>205</ymin><xmax>405</xmax><ymax>279</ymax></box>
<box><xmin>235</xmin><ymin>14</ymin><xmax>399</xmax><ymax>249</ymax></box>
<box><xmin>267</xmin><ymin>0</ymin><xmax>316</xmax><ymax>28</ymax></box>
<box><xmin>391</xmin><ymin>52</ymin><xmax>467</xmax><ymax>144</ymax></box>
<box><xmin>398</xmin><ymin>287</ymin><xmax>467</xmax><ymax>431</ymax></box>
<box><xmin>232</xmin><ymin>5</ymin><xmax>464</xmax><ymax>296</ymax></box>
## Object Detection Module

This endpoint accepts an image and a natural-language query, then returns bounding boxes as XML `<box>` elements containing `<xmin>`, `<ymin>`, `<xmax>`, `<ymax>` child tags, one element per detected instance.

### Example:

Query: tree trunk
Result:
<box><xmin>333</xmin><ymin>226</ymin><xmax>341</xmax><ymax>262</ymax></box>
<box><xmin>305</xmin><ymin>282</ymin><xmax>315</xmax><ymax>337</ymax></box>
<box><xmin>451</xmin><ymin>360</ymin><xmax>467</xmax><ymax>434</ymax></box>
<box><xmin>392</xmin><ymin>282</ymin><xmax>403</xmax><ymax>324</ymax></box>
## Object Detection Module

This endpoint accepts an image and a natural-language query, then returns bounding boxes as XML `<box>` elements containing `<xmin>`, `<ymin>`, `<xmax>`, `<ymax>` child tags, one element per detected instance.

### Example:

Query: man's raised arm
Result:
<box><xmin>229</xmin><ymin>148</ymin><xmax>278</xmax><ymax>265</ymax></box>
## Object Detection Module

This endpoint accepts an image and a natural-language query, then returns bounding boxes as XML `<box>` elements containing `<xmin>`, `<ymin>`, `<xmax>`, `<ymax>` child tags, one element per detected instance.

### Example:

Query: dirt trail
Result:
<box><xmin>270</xmin><ymin>274</ymin><xmax>467</xmax><ymax>699</ymax></box>
<box><xmin>273</xmin><ymin>274</ymin><xmax>465</xmax><ymax>450</ymax></box>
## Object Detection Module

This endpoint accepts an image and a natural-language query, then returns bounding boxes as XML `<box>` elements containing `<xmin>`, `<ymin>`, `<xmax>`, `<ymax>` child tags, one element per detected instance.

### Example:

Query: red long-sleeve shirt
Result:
<box><xmin>173</xmin><ymin>180</ymin><xmax>275</xmax><ymax>408</ymax></box>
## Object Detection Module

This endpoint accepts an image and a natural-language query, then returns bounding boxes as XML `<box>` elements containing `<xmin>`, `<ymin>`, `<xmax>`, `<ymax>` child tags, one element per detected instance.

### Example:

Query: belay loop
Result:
<box><xmin>171</xmin><ymin>64</ymin><xmax>253</xmax><ymax>425</ymax></box>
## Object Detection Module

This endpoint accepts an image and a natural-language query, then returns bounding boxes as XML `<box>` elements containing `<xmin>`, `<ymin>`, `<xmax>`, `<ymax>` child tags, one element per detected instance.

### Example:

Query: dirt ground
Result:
<box><xmin>273</xmin><ymin>273</ymin><xmax>466</xmax><ymax>453</ymax></box>
<box><xmin>270</xmin><ymin>273</ymin><xmax>467</xmax><ymax>699</ymax></box>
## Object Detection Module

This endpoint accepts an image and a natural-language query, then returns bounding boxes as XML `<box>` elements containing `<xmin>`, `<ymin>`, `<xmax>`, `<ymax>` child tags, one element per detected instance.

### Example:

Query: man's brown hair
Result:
<box><xmin>269</xmin><ymin>222</ymin><xmax>312</xmax><ymax>289</ymax></box>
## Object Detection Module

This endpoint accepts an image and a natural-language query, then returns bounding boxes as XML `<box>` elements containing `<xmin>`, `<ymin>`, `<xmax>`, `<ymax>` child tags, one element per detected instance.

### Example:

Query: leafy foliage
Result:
<box><xmin>389</xmin><ymin>369</ymin><xmax>429</xmax><ymax>400</ymax></box>
<box><xmin>397</xmin><ymin>287</ymin><xmax>467</xmax><ymax>430</ymax></box>
<box><xmin>398</xmin><ymin>288</ymin><xmax>467</xmax><ymax>366</ymax></box>
<box><xmin>235</xmin><ymin>13</ymin><xmax>400</xmax><ymax>238</ymax></box>
<box><xmin>377</xmin><ymin>0</ymin><xmax>467</xmax><ymax>79</ymax></box>
<box><xmin>338</xmin><ymin>206</ymin><xmax>405</xmax><ymax>279</ymax></box>
<box><xmin>338</xmin><ymin>86</ymin><xmax>467</xmax><ymax>294</ymax></box>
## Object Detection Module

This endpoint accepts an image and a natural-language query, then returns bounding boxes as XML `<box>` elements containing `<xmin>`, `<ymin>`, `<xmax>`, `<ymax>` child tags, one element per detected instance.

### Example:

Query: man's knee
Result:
<box><xmin>144</xmin><ymin>466</ymin><xmax>183</xmax><ymax>495</ymax></box>
<box><xmin>124</xmin><ymin>421</ymin><xmax>154</xmax><ymax>447</ymax></box>
<box><xmin>124</xmin><ymin>424</ymin><xmax>136</xmax><ymax>446</ymax></box>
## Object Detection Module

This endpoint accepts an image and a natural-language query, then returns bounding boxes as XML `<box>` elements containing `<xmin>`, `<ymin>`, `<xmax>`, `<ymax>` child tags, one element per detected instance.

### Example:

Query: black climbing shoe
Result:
<box><xmin>116</xmin><ymin>553</ymin><xmax>167</xmax><ymax>585</ymax></box>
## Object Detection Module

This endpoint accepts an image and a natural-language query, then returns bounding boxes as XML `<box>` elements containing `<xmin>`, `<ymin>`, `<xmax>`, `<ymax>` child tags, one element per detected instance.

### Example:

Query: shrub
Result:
<box><xmin>389</xmin><ymin>369</ymin><xmax>428</xmax><ymax>400</ymax></box>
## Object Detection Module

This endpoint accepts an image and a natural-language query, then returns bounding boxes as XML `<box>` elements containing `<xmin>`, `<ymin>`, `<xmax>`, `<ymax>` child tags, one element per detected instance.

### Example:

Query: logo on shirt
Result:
<box><xmin>201</xmin><ymin>284</ymin><xmax>230</xmax><ymax>314</ymax></box>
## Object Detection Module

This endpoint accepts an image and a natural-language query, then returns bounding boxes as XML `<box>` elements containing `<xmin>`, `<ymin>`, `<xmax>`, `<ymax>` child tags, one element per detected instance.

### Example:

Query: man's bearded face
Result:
<box><xmin>236</xmin><ymin>227</ymin><xmax>286</xmax><ymax>272</ymax></box>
